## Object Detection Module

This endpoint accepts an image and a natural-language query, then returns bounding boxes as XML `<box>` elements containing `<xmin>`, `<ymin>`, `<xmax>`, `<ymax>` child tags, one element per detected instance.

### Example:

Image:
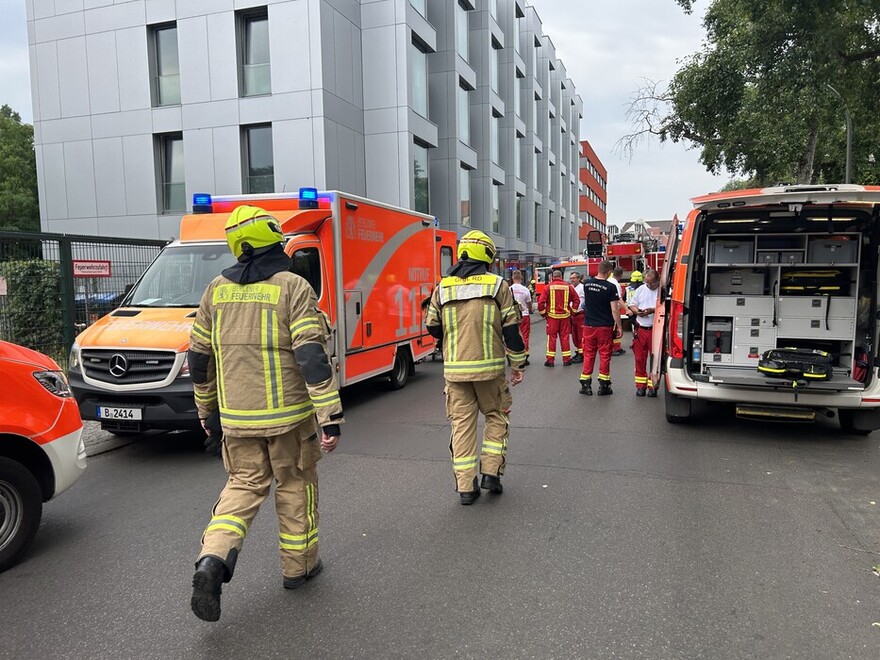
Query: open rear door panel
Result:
<box><xmin>650</xmin><ymin>215</ymin><xmax>681</xmax><ymax>387</ymax></box>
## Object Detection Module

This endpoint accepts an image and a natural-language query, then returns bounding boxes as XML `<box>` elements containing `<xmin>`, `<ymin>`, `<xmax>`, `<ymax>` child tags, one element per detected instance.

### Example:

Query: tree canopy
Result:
<box><xmin>0</xmin><ymin>105</ymin><xmax>39</xmax><ymax>232</ymax></box>
<box><xmin>621</xmin><ymin>0</ymin><xmax>880</xmax><ymax>185</ymax></box>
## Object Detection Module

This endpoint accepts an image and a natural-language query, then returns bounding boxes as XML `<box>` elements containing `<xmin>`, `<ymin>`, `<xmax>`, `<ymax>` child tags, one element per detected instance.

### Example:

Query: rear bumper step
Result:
<box><xmin>736</xmin><ymin>405</ymin><xmax>817</xmax><ymax>422</ymax></box>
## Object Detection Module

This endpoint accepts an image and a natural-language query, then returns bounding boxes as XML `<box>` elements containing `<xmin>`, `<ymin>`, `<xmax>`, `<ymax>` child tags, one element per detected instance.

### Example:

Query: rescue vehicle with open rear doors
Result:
<box><xmin>68</xmin><ymin>189</ymin><xmax>457</xmax><ymax>434</ymax></box>
<box><xmin>652</xmin><ymin>184</ymin><xmax>880</xmax><ymax>434</ymax></box>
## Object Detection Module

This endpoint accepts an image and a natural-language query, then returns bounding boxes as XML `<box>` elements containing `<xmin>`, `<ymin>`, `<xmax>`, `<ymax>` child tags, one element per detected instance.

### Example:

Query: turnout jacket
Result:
<box><xmin>537</xmin><ymin>277</ymin><xmax>580</xmax><ymax>319</ymax></box>
<box><xmin>188</xmin><ymin>271</ymin><xmax>344</xmax><ymax>437</ymax></box>
<box><xmin>425</xmin><ymin>273</ymin><xmax>526</xmax><ymax>381</ymax></box>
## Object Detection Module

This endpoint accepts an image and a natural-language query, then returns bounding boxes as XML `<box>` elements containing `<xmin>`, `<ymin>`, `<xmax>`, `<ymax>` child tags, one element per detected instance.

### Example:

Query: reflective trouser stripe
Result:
<box><xmin>205</xmin><ymin>515</ymin><xmax>248</xmax><ymax>538</ymax></box>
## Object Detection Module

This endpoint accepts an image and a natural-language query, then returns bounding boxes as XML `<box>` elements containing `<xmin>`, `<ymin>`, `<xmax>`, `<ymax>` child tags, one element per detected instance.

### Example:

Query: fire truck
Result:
<box><xmin>605</xmin><ymin>233</ymin><xmax>647</xmax><ymax>280</ymax></box>
<box><xmin>68</xmin><ymin>189</ymin><xmax>456</xmax><ymax>434</ymax></box>
<box><xmin>533</xmin><ymin>255</ymin><xmax>604</xmax><ymax>301</ymax></box>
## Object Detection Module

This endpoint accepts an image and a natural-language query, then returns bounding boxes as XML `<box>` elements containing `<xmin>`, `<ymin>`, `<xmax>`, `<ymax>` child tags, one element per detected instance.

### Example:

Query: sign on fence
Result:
<box><xmin>72</xmin><ymin>260</ymin><xmax>112</xmax><ymax>278</ymax></box>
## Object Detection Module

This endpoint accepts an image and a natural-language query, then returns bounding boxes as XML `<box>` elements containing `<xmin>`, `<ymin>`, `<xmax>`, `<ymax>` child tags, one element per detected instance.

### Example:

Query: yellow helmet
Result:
<box><xmin>630</xmin><ymin>270</ymin><xmax>643</xmax><ymax>282</ymax></box>
<box><xmin>457</xmin><ymin>230</ymin><xmax>496</xmax><ymax>264</ymax></box>
<box><xmin>224</xmin><ymin>206</ymin><xmax>283</xmax><ymax>259</ymax></box>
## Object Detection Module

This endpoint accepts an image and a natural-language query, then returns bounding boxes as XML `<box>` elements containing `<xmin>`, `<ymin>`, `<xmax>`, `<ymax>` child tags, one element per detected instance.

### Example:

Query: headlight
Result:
<box><xmin>68</xmin><ymin>343</ymin><xmax>81</xmax><ymax>373</ymax></box>
<box><xmin>176</xmin><ymin>356</ymin><xmax>191</xmax><ymax>379</ymax></box>
<box><xmin>33</xmin><ymin>370</ymin><xmax>73</xmax><ymax>397</ymax></box>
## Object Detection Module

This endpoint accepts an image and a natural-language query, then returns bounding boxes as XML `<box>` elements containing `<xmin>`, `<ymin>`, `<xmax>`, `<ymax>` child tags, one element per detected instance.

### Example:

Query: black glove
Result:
<box><xmin>203</xmin><ymin>410</ymin><xmax>223</xmax><ymax>459</ymax></box>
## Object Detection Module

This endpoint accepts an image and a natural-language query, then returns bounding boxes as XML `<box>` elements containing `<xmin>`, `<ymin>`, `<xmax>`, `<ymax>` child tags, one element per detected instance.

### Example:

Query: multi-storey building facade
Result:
<box><xmin>578</xmin><ymin>139</ymin><xmax>607</xmax><ymax>240</ymax></box>
<box><xmin>26</xmin><ymin>0</ymin><xmax>582</xmax><ymax>262</ymax></box>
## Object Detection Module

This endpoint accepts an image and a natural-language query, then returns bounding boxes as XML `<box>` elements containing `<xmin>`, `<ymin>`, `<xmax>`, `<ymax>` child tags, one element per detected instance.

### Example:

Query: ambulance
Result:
<box><xmin>652</xmin><ymin>184</ymin><xmax>880</xmax><ymax>434</ymax></box>
<box><xmin>68</xmin><ymin>189</ymin><xmax>457</xmax><ymax>434</ymax></box>
<box><xmin>533</xmin><ymin>255</ymin><xmax>603</xmax><ymax>301</ymax></box>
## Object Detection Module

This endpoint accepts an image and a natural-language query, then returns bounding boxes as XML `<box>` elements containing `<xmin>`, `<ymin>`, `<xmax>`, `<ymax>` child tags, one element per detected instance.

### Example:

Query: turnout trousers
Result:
<box><xmin>519</xmin><ymin>315</ymin><xmax>531</xmax><ymax>353</ymax></box>
<box><xmin>197</xmin><ymin>418</ymin><xmax>322</xmax><ymax>580</ymax></box>
<box><xmin>571</xmin><ymin>312</ymin><xmax>584</xmax><ymax>356</ymax></box>
<box><xmin>632</xmin><ymin>323</ymin><xmax>654</xmax><ymax>388</ymax></box>
<box><xmin>545</xmin><ymin>316</ymin><xmax>572</xmax><ymax>362</ymax></box>
<box><xmin>580</xmin><ymin>326</ymin><xmax>614</xmax><ymax>383</ymax></box>
<box><xmin>445</xmin><ymin>376</ymin><xmax>509</xmax><ymax>492</ymax></box>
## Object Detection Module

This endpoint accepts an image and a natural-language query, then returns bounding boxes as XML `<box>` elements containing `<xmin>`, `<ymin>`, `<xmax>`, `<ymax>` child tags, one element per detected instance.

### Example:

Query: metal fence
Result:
<box><xmin>0</xmin><ymin>230</ymin><xmax>167</xmax><ymax>367</ymax></box>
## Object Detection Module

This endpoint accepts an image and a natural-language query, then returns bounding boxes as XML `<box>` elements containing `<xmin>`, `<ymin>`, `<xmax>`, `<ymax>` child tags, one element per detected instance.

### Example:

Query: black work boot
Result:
<box><xmin>191</xmin><ymin>556</ymin><xmax>228</xmax><ymax>622</ymax></box>
<box><xmin>579</xmin><ymin>379</ymin><xmax>592</xmax><ymax>395</ymax></box>
<box><xmin>597</xmin><ymin>380</ymin><xmax>613</xmax><ymax>396</ymax></box>
<box><xmin>480</xmin><ymin>474</ymin><xmax>503</xmax><ymax>494</ymax></box>
<box><xmin>636</xmin><ymin>387</ymin><xmax>646</xmax><ymax>397</ymax></box>
<box><xmin>460</xmin><ymin>477</ymin><xmax>481</xmax><ymax>505</ymax></box>
<box><xmin>646</xmin><ymin>387</ymin><xmax>657</xmax><ymax>398</ymax></box>
<box><xmin>283</xmin><ymin>558</ymin><xmax>324</xmax><ymax>589</ymax></box>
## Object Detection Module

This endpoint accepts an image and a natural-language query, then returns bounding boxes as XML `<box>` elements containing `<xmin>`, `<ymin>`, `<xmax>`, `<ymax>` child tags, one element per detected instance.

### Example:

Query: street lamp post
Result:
<box><xmin>826</xmin><ymin>84</ymin><xmax>852</xmax><ymax>184</ymax></box>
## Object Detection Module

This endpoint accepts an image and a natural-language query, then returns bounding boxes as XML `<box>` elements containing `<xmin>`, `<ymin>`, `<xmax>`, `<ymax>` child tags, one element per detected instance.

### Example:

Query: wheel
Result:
<box><xmin>387</xmin><ymin>350</ymin><xmax>411</xmax><ymax>390</ymax></box>
<box><xmin>664</xmin><ymin>387</ymin><xmax>691</xmax><ymax>424</ymax></box>
<box><xmin>838</xmin><ymin>409</ymin><xmax>872</xmax><ymax>436</ymax></box>
<box><xmin>0</xmin><ymin>457</ymin><xmax>43</xmax><ymax>573</ymax></box>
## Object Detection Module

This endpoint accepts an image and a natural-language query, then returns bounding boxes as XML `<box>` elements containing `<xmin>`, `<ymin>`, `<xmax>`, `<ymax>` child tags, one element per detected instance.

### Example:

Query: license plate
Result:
<box><xmin>97</xmin><ymin>406</ymin><xmax>143</xmax><ymax>420</ymax></box>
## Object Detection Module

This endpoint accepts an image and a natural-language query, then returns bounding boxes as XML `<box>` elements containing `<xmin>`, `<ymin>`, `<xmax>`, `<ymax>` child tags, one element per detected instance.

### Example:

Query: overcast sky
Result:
<box><xmin>0</xmin><ymin>0</ymin><xmax>730</xmax><ymax>227</ymax></box>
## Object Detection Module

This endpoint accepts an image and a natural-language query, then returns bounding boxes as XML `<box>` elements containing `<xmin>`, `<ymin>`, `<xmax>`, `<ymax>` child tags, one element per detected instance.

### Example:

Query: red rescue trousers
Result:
<box><xmin>545</xmin><ymin>316</ymin><xmax>572</xmax><ymax>362</ymax></box>
<box><xmin>571</xmin><ymin>312</ymin><xmax>584</xmax><ymax>356</ymax></box>
<box><xmin>632</xmin><ymin>323</ymin><xmax>654</xmax><ymax>388</ymax></box>
<box><xmin>519</xmin><ymin>315</ymin><xmax>531</xmax><ymax>352</ymax></box>
<box><xmin>580</xmin><ymin>325</ymin><xmax>613</xmax><ymax>382</ymax></box>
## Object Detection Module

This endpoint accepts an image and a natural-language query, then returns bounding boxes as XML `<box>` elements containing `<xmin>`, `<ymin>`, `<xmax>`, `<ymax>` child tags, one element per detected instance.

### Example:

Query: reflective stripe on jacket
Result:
<box><xmin>425</xmin><ymin>273</ymin><xmax>525</xmax><ymax>381</ymax></box>
<box><xmin>538</xmin><ymin>280</ymin><xmax>579</xmax><ymax>319</ymax></box>
<box><xmin>189</xmin><ymin>271</ymin><xmax>343</xmax><ymax>437</ymax></box>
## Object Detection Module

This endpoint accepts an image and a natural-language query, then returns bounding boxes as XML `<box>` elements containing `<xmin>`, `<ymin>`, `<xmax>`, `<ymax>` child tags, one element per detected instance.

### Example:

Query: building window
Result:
<box><xmin>413</xmin><ymin>141</ymin><xmax>430</xmax><ymax>214</ymax></box>
<box><xmin>549</xmin><ymin>210</ymin><xmax>554</xmax><ymax>247</ymax></box>
<box><xmin>490</xmin><ymin>41</ymin><xmax>500</xmax><ymax>93</ymax></box>
<box><xmin>514</xmin><ymin>12</ymin><xmax>522</xmax><ymax>54</ymax></box>
<box><xmin>456</xmin><ymin>2</ymin><xmax>469</xmax><ymax>62</ymax></box>
<box><xmin>514</xmin><ymin>71</ymin><xmax>523</xmax><ymax>117</ymax></box>
<box><xmin>411</xmin><ymin>39</ymin><xmax>428</xmax><ymax>118</ymax></box>
<box><xmin>239</xmin><ymin>10</ymin><xmax>270</xmax><ymax>96</ymax></box>
<box><xmin>533</xmin><ymin>150</ymin><xmax>539</xmax><ymax>188</ymax></box>
<box><xmin>150</xmin><ymin>24</ymin><xmax>180</xmax><ymax>107</ymax></box>
<box><xmin>515</xmin><ymin>195</ymin><xmax>522</xmax><ymax>239</ymax></box>
<box><xmin>491</xmin><ymin>114</ymin><xmax>500</xmax><ymax>164</ymax></box>
<box><xmin>515</xmin><ymin>137</ymin><xmax>523</xmax><ymax>180</ymax></box>
<box><xmin>489</xmin><ymin>0</ymin><xmax>498</xmax><ymax>19</ymax></box>
<box><xmin>243</xmin><ymin>124</ymin><xmax>274</xmax><ymax>193</ymax></box>
<box><xmin>457</xmin><ymin>83</ymin><xmax>470</xmax><ymax>145</ymax></box>
<box><xmin>534</xmin><ymin>202</ymin><xmax>540</xmax><ymax>243</ymax></box>
<box><xmin>532</xmin><ymin>98</ymin><xmax>538</xmax><ymax>134</ymax></box>
<box><xmin>410</xmin><ymin>0</ymin><xmax>426</xmax><ymax>17</ymax></box>
<box><xmin>460</xmin><ymin>166</ymin><xmax>470</xmax><ymax>226</ymax></box>
<box><xmin>491</xmin><ymin>184</ymin><xmax>500</xmax><ymax>234</ymax></box>
<box><xmin>157</xmin><ymin>133</ymin><xmax>184</xmax><ymax>213</ymax></box>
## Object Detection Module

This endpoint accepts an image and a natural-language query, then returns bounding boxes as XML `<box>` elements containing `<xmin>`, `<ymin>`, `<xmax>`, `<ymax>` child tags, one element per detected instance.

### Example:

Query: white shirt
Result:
<box><xmin>510</xmin><ymin>282</ymin><xmax>532</xmax><ymax>315</ymax></box>
<box><xmin>607</xmin><ymin>276</ymin><xmax>623</xmax><ymax>300</ymax></box>
<box><xmin>630</xmin><ymin>284</ymin><xmax>659</xmax><ymax>327</ymax></box>
<box><xmin>573</xmin><ymin>282</ymin><xmax>585</xmax><ymax>312</ymax></box>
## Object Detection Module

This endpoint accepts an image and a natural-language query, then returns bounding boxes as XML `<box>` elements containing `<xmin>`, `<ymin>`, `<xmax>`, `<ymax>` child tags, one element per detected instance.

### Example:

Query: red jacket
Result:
<box><xmin>538</xmin><ymin>277</ymin><xmax>580</xmax><ymax>319</ymax></box>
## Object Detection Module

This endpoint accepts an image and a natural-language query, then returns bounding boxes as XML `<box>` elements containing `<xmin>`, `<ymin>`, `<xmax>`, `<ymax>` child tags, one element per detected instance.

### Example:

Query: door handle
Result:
<box><xmin>366</xmin><ymin>322</ymin><xmax>372</xmax><ymax>337</ymax></box>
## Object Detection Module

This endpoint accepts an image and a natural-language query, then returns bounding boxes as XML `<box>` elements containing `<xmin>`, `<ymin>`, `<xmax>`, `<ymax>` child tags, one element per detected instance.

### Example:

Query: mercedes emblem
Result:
<box><xmin>109</xmin><ymin>353</ymin><xmax>129</xmax><ymax>378</ymax></box>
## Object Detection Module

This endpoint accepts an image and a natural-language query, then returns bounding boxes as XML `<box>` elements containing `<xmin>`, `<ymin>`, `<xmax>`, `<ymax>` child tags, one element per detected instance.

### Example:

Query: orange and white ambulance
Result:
<box><xmin>652</xmin><ymin>184</ymin><xmax>880</xmax><ymax>434</ymax></box>
<box><xmin>68</xmin><ymin>189</ymin><xmax>457</xmax><ymax>433</ymax></box>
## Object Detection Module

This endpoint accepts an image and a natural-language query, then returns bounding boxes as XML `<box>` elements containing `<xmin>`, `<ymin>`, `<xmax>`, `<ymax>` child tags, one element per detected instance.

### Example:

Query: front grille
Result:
<box><xmin>82</xmin><ymin>349</ymin><xmax>177</xmax><ymax>385</ymax></box>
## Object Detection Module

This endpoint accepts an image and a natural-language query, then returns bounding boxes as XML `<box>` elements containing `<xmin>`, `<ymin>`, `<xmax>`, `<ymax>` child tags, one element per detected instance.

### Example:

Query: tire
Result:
<box><xmin>838</xmin><ymin>409</ymin><xmax>872</xmax><ymax>436</ymax></box>
<box><xmin>0</xmin><ymin>457</ymin><xmax>43</xmax><ymax>573</ymax></box>
<box><xmin>664</xmin><ymin>387</ymin><xmax>691</xmax><ymax>424</ymax></box>
<box><xmin>387</xmin><ymin>349</ymin><xmax>412</xmax><ymax>390</ymax></box>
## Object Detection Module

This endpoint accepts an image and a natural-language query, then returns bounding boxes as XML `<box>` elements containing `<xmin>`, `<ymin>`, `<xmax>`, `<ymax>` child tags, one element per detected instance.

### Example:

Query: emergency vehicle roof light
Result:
<box><xmin>299</xmin><ymin>187</ymin><xmax>319</xmax><ymax>209</ymax></box>
<box><xmin>193</xmin><ymin>193</ymin><xmax>213</xmax><ymax>214</ymax></box>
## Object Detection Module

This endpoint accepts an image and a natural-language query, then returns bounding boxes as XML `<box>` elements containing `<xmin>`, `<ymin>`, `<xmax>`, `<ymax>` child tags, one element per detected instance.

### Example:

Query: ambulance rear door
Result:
<box><xmin>650</xmin><ymin>217</ymin><xmax>682</xmax><ymax>387</ymax></box>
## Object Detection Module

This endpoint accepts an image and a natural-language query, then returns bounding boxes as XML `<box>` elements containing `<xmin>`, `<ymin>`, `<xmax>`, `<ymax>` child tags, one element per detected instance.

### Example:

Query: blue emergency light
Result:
<box><xmin>192</xmin><ymin>193</ymin><xmax>213</xmax><ymax>214</ymax></box>
<box><xmin>299</xmin><ymin>187</ymin><xmax>319</xmax><ymax>209</ymax></box>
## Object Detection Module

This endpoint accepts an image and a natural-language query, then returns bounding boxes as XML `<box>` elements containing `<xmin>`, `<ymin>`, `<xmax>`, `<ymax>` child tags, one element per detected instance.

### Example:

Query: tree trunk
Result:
<box><xmin>797</xmin><ymin>122</ymin><xmax>820</xmax><ymax>184</ymax></box>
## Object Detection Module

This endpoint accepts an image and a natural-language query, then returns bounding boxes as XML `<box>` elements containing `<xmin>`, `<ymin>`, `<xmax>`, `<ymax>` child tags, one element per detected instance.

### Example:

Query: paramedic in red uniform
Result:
<box><xmin>537</xmin><ymin>270</ymin><xmax>579</xmax><ymax>367</ymax></box>
<box><xmin>627</xmin><ymin>269</ymin><xmax>660</xmax><ymax>397</ymax></box>
<box><xmin>578</xmin><ymin>261</ymin><xmax>622</xmax><ymax>395</ymax></box>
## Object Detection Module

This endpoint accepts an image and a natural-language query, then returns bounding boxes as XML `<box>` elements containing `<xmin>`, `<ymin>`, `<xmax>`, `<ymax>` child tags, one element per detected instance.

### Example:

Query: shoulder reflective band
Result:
<box><xmin>213</xmin><ymin>283</ymin><xmax>282</xmax><ymax>305</ymax></box>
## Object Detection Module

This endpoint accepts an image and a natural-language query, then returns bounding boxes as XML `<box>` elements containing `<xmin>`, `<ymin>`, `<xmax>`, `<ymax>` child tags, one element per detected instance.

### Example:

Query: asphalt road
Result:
<box><xmin>3</xmin><ymin>327</ymin><xmax>880</xmax><ymax>658</ymax></box>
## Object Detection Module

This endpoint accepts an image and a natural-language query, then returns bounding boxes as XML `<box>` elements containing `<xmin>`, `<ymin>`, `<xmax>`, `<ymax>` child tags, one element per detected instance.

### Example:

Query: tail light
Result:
<box><xmin>667</xmin><ymin>300</ymin><xmax>685</xmax><ymax>359</ymax></box>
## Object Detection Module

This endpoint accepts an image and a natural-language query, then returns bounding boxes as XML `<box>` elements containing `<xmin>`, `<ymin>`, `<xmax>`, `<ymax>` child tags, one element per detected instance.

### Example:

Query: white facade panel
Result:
<box><xmin>64</xmin><ymin>140</ymin><xmax>98</xmax><ymax>218</ymax></box>
<box><xmin>86</xmin><ymin>31</ymin><xmax>121</xmax><ymax>114</ymax></box>
<box><xmin>362</xmin><ymin>26</ymin><xmax>398</xmax><ymax>110</ymax></box>
<box><xmin>40</xmin><ymin>116</ymin><xmax>92</xmax><ymax>145</ymax></box>
<box><xmin>83</xmin><ymin>0</ymin><xmax>113</xmax><ymax>9</ymax></box>
<box><xmin>270</xmin><ymin>1</ymin><xmax>314</xmax><ymax>94</ymax></box>
<box><xmin>151</xmin><ymin>106</ymin><xmax>183</xmax><ymax>134</ymax></box>
<box><xmin>57</xmin><ymin>38</ymin><xmax>91</xmax><ymax>117</ymax></box>
<box><xmin>365</xmin><ymin>132</ymin><xmax>402</xmax><ymax>206</ymax></box>
<box><xmin>178</xmin><ymin>17</ymin><xmax>211</xmax><ymax>104</ymax></box>
<box><xmin>145</xmin><ymin>0</ymin><xmax>176</xmax><ymax>25</ymax></box>
<box><xmin>212</xmin><ymin>126</ymin><xmax>243</xmax><ymax>193</ymax></box>
<box><xmin>33</xmin><ymin>13</ymin><xmax>86</xmax><ymax>43</ymax></box>
<box><xmin>269</xmin><ymin>91</ymin><xmax>313</xmax><ymax>121</ymax></box>
<box><xmin>41</xmin><ymin>143</ymin><xmax>70</xmax><ymax>220</ymax></box>
<box><xmin>91</xmin><ymin>109</ymin><xmax>153</xmax><ymax>139</ymax></box>
<box><xmin>205</xmin><ymin>12</ymin><xmax>238</xmax><ymax>101</ymax></box>
<box><xmin>361</xmin><ymin>1</ymin><xmax>395</xmax><ymax>30</ymax></box>
<box><xmin>177</xmin><ymin>0</ymin><xmax>234</xmax><ymax>20</ymax></box>
<box><xmin>92</xmin><ymin>138</ymin><xmax>128</xmax><ymax>216</ymax></box>
<box><xmin>56</xmin><ymin>0</ymin><xmax>85</xmax><ymax>15</ymax></box>
<box><xmin>182</xmin><ymin>100</ymin><xmax>240</xmax><ymax>130</ymax></box>
<box><xmin>98</xmin><ymin>214</ymin><xmax>160</xmax><ymax>239</ymax></box>
<box><xmin>183</xmin><ymin>128</ymin><xmax>216</xmax><ymax>198</ymax></box>
<box><xmin>116</xmin><ymin>27</ymin><xmax>150</xmax><ymax>112</ymax></box>
<box><xmin>32</xmin><ymin>0</ymin><xmax>56</xmax><ymax>21</ymax></box>
<box><xmin>122</xmin><ymin>134</ymin><xmax>158</xmax><ymax>215</ymax></box>
<box><xmin>34</xmin><ymin>41</ymin><xmax>61</xmax><ymax>120</ymax></box>
<box><xmin>83</xmin><ymin>1</ymin><xmax>145</xmax><ymax>34</ymax></box>
<box><xmin>273</xmin><ymin>119</ymin><xmax>318</xmax><ymax>190</ymax></box>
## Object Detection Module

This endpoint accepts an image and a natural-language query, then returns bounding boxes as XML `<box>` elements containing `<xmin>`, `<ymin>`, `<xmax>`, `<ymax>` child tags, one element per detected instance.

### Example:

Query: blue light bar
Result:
<box><xmin>299</xmin><ymin>187</ymin><xmax>319</xmax><ymax>209</ymax></box>
<box><xmin>192</xmin><ymin>193</ymin><xmax>213</xmax><ymax>214</ymax></box>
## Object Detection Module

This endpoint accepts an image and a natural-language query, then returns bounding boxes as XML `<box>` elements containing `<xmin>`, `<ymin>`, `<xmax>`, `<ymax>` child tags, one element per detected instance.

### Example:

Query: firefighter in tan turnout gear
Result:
<box><xmin>425</xmin><ymin>230</ymin><xmax>527</xmax><ymax>505</ymax></box>
<box><xmin>187</xmin><ymin>206</ymin><xmax>344</xmax><ymax>622</ymax></box>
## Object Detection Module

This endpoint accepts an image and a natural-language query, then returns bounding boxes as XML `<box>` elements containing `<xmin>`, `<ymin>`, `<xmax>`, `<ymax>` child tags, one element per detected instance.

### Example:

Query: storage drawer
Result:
<box><xmin>733</xmin><ymin>326</ymin><xmax>776</xmax><ymax>344</ymax></box>
<box><xmin>777</xmin><ymin>317</ymin><xmax>854</xmax><ymax>340</ymax></box>
<box><xmin>709</xmin><ymin>239</ymin><xmax>754</xmax><ymax>264</ymax></box>
<box><xmin>733</xmin><ymin>344</ymin><xmax>776</xmax><ymax>365</ymax></box>
<box><xmin>704</xmin><ymin>295</ymin><xmax>775</xmax><ymax>317</ymax></box>
<box><xmin>708</xmin><ymin>270</ymin><xmax>765</xmax><ymax>295</ymax></box>
<box><xmin>807</xmin><ymin>238</ymin><xmax>858</xmax><ymax>264</ymax></box>
<box><xmin>705</xmin><ymin>352</ymin><xmax>732</xmax><ymax>365</ymax></box>
<box><xmin>756</xmin><ymin>251</ymin><xmax>804</xmax><ymax>265</ymax></box>
<box><xmin>778</xmin><ymin>296</ymin><xmax>855</xmax><ymax>319</ymax></box>
<box><xmin>733</xmin><ymin>315</ymin><xmax>774</xmax><ymax>328</ymax></box>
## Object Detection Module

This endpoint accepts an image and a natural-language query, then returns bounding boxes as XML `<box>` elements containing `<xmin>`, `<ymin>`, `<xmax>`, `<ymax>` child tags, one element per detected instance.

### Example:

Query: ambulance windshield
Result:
<box><xmin>127</xmin><ymin>243</ymin><xmax>237</xmax><ymax>307</ymax></box>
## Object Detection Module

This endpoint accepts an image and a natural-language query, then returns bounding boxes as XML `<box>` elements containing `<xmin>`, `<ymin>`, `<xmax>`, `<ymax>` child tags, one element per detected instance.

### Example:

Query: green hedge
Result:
<box><xmin>0</xmin><ymin>259</ymin><xmax>63</xmax><ymax>359</ymax></box>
